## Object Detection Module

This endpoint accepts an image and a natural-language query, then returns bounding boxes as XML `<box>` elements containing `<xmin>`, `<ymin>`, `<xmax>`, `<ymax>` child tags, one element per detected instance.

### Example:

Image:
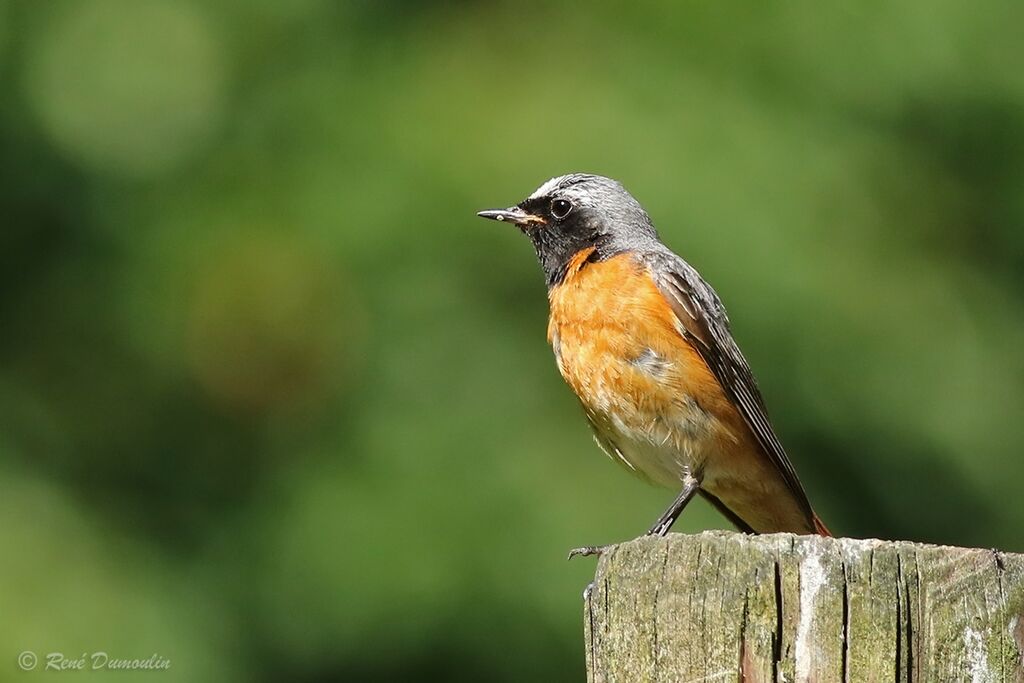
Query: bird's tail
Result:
<box><xmin>812</xmin><ymin>513</ymin><xmax>832</xmax><ymax>537</ymax></box>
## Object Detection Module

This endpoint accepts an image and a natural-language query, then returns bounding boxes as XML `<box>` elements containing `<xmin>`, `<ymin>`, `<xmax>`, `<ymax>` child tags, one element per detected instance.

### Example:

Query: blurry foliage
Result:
<box><xmin>1</xmin><ymin>1</ymin><xmax>1023</xmax><ymax>680</ymax></box>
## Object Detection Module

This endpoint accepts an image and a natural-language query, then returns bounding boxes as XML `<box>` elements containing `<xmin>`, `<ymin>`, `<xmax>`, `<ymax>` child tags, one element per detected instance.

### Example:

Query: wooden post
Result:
<box><xmin>584</xmin><ymin>531</ymin><xmax>1024</xmax><ymax>682</ymax></box>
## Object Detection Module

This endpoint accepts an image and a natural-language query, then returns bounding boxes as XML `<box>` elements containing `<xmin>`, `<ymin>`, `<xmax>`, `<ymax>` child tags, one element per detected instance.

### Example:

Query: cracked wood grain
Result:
<box><xmin>584</xmin><ymin>532</ymin><xmax>1024</xmax><ymax>683</ymax></box>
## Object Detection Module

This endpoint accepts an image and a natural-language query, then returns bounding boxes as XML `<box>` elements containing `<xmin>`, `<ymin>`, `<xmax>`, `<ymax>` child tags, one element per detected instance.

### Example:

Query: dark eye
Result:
<box><xmin>550</xmin><ymin>199</ymin><xmax>573</xmax><ymax>220</ymax></box>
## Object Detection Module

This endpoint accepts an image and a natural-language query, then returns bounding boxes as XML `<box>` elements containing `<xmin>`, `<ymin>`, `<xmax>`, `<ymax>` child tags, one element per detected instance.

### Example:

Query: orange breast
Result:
<box><xmin>546</xmin><ymin>250</ymin><xmax>817</xmax><ymax>533</ymax></box>
<box><xmin>547</xmin><ymin>252</ymin><xmax>742</xmax><ymax>484</ymax></box>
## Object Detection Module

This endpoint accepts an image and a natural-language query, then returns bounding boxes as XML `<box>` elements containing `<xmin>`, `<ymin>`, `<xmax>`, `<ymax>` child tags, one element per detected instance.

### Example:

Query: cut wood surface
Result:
<box><xmin>583</xmin><ymin>531</ymin><xmax>1024</xmax><ymax>682</ymax></box>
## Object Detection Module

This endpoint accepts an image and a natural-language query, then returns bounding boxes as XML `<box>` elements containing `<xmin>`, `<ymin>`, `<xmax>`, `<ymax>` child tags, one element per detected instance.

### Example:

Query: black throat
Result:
<box><xmin>529</xmin><ymin>229</ymin><xmax>619</xmax><ymax>288</ymax></box>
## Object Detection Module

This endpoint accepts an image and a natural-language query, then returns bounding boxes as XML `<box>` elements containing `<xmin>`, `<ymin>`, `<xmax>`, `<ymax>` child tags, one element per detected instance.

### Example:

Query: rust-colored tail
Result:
<box><xmin>812</xmin><ymin>513</ymin><xmax>832</xmax><ymax>537</ymax></box>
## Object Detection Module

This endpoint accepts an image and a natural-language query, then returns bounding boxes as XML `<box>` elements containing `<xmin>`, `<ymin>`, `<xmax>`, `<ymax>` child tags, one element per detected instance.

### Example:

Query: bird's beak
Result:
<box><xmin>476</xmin><ymin>206</ymin><xmax>546</xmax><ymax>227</ymax></box>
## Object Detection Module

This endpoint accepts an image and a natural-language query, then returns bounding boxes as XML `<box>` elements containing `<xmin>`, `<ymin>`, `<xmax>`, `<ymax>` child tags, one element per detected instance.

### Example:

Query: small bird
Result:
<box><xmin>478</xmin><ymin>174</ymin><xmax>829</xmax><ymax>551</ymax></box>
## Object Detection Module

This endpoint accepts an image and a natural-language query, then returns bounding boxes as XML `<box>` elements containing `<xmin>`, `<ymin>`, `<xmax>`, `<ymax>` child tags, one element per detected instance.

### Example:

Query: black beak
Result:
<box><xmin>476</xmin><ymin>206</ymin><xmax>545</xmax><ymax>227</ymax></box>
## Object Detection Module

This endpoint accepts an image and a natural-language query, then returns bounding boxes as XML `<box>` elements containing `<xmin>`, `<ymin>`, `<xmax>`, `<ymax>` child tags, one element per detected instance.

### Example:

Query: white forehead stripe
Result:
<box><xmin>528</xmin><ymin>175</ymin><xmax>569</xmax><ymax>200</ymax></box>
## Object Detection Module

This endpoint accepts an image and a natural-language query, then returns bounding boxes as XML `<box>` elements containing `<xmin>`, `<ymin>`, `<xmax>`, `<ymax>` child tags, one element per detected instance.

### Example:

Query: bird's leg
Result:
<box><xmin>647</xmin><ymin>473</ymin><xmax>700</xmax><ymax>536</ymax></box>
<box><xmin>569</xmin><ymin>474</ymin><xmax>701</xmax><ymax>559</ymax></box>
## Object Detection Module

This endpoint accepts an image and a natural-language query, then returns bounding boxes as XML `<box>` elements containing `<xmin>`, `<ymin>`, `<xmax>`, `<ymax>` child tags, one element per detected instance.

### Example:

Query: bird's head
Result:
<box><xmin>478</xmin><ymin>173</ymin><xmax>659</xmax><ymax>287</ymax></box>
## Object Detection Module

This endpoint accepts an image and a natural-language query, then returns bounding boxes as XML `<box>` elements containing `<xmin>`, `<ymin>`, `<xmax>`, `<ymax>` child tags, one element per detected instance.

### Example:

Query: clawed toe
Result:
<box><xmin>568</xmin><ymin>544</ymin><xmax>612</xmax><ymax>560</ymax></box>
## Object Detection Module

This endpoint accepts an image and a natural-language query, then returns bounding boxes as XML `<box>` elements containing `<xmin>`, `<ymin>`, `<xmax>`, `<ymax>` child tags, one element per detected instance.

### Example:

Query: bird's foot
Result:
<box><xmin>647</xmin><ymin>520</ymin><xmax>673</xmax><ymax>537</ymax></box>
<box><xmin>568</xmin><ymin>544</ymin><xmax>613</xmax><ymax>560</ymax></box>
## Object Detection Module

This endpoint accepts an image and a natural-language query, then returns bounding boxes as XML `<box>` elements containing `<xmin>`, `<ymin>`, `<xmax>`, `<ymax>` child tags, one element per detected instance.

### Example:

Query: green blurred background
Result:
<box><xmin>2</xmin><ymin>1</ymin><xmax>1023</xmax><ymax>680</ymax></box>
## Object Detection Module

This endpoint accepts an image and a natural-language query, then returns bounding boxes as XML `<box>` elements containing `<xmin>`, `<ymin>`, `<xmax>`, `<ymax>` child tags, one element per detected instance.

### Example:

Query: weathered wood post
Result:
<box><xmin>584</xmin><ymin>531</ymin><xmax>1024</xmax><ymax>682</ymax></box>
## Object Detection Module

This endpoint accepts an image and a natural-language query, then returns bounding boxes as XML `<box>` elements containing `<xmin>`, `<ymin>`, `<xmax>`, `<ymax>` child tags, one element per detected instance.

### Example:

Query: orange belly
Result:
<box><xmin>547</xmin><ymin>251</ymin><xmax>815</xmax><ymax>533</ymax></box>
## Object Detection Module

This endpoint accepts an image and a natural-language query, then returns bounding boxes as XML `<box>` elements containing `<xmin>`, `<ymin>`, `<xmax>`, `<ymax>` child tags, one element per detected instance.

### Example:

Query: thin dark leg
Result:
<box><xmin>568</xmin><ymin>474</ymin><xmax>701</xmax><ymax>560</ymax></box>
<box><xmin>647</xmin><ymin>474</ymin><xmax>700</xmax><ymax>536</ymax></box>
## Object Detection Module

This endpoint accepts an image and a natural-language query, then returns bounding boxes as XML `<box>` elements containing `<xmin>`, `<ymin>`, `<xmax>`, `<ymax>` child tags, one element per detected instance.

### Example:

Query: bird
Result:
<box><xmin>477</xmin><ymin>173</ymin><xmax>829</xmax><ymax>553</ymax></box>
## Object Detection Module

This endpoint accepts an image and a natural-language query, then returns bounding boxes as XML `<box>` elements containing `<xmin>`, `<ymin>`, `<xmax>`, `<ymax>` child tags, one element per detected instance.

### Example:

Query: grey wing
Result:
<box><xmin>644</xmin><ymin>250</ymin><xmax>815</xmax><ymax>521</ymax></box>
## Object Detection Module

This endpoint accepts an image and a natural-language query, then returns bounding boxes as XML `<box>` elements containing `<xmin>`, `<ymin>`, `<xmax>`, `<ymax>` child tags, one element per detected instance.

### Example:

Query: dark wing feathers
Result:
<box><xmin>645</xmin><ymin>250</ymin><xmax>815</xmax><ymax>521</ymax></box>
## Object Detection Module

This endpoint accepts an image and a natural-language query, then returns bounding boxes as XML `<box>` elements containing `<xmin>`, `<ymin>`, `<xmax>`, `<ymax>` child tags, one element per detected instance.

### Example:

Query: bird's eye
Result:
<box><xmin>550</xmin><ymin>199</ymin><xmax>573</xmax><ymax>220</ymax></box>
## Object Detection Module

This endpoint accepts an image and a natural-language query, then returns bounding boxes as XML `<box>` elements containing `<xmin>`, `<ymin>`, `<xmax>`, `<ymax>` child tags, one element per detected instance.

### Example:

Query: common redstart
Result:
<box><xmin>478</xmin><ymin>174</ymin><xmax>829</xmax><ymax>554</ymax></box>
